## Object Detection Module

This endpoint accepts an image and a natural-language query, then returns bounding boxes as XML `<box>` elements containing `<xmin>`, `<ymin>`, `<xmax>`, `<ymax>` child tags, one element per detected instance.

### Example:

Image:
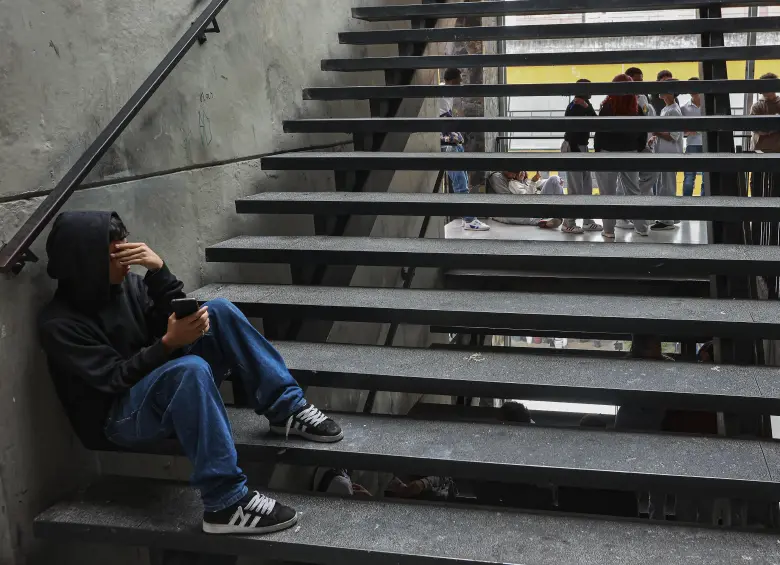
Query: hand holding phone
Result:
<box><xmin>163</xmin><ymin>299</ymin><xmax>209</xmax><ymax>352</ymax></box>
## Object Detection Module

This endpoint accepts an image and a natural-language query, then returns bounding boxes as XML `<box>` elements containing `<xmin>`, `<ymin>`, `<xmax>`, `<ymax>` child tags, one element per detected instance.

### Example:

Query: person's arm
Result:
<box><xmin>144</xmin><ymin>264</ymin><xmax>186</xmax><ymax>337</ymax></box>
<box><xmin>40</xmin><ymin>319</ymin><xmax>172</xmax><ymax>394</ymax></box>
<box><xmin>112</xmin><ymin>242</ymin><xmax>185</xmax><ymax>336</ymax></box>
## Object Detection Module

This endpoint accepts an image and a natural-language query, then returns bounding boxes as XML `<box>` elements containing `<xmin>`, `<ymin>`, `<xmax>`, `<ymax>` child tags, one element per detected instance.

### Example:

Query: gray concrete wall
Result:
<box><xmin>0</xmin><ymin>1</ymin><xmax>443</xmax><ymax>563</ymax></box>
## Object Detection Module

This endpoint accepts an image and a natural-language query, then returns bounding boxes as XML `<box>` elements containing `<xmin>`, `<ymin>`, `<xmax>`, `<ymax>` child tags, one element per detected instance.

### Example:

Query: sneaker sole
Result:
<box><xmin>651</xmin><ymin>225</ymin><xmax>676</xmax><ymax>231</ymax></box>
<box><xmin>463</xmin><ymin>226</ymin><xmax>490</xmax><ymax>231</ymax></box>
<box><xmin>202</xmin><ymin>512</ymin><xmax>299</xmax><ymax>535</ymax></box>
<box><xmin>269</xmin><ymin>426</ymin><xmax>345</xmax><ymax>443</ymax></box>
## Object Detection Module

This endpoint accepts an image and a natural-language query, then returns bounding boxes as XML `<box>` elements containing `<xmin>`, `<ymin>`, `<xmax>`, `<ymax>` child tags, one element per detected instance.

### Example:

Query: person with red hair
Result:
<box><xmin>594</xmin><ymin>74</ymin><xmax>653</xmax><ymax>238</ymax></box>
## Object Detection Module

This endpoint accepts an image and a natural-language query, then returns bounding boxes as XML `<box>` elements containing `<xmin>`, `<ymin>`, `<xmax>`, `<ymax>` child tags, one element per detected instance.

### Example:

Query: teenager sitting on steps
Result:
<box><xmin>488</xmin><ymin>171</ymin><xmax>564</xmax><ymax>229</ymax></box>
<box><xmin>39</xmin><ymin>211</ymin><xmax>343</xmax><ymax>536</ymax></box>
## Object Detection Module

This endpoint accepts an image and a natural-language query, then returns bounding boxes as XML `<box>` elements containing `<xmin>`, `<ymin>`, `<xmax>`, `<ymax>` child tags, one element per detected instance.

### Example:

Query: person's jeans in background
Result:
<box><xmin>682</xmin><ymin>144</ymin><xmax>703</xmax><ymax>197</ymax></box>
<box><xmin>442</xmin><ymin>144</ymin><xmax>474</xmax><ymax>222</ymax></box>
<box><xmin>104</xmin><ymin>298</ymin><xmax>306</xmax><ymax>512</ymax></box>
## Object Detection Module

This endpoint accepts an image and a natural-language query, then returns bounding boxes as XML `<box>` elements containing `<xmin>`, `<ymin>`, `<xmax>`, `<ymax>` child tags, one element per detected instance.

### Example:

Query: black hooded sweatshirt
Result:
<box><xmin>38</xmin><ymin>211</ymin><xmax>184</xmax><ymax>448</ymax></box>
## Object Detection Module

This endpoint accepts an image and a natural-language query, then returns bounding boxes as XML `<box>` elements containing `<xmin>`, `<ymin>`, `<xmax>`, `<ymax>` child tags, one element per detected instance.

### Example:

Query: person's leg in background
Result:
<box><xmin>594</xmin><ymin>166</ymin><xmax>619</xmax><ymax>239</ymax></box>
<box><xmin>635</xmin><ymin>170</ymin><xmax>659</xmax><ymax>235</ymax></box>
<box><xmin>188</xmin><ymin>298</ymin><xmax>343</xmax><ymax>442</ymax></box>
<box><xmin>682</xmin><ymin>145</ymin><xmax>702</xmax><ymax>197</ymax></box>
<box><xmin>651</xmin><ymin>171</ymin><xmax>678</xmax><ymax>231</ymax></box>
<box><xmin>443</xmin><ymin>145</ymin><xmax>489</xmax><ymax>231</ymax></box>
<box><xmin>617</xmin><ymin>171</ymin><xmax>649</xmax><ymax>236</ymax></box>
<box><xmin>562</xmin><ymin>144</ymin><xmax>601</xmax><ymax>234</ymax></box>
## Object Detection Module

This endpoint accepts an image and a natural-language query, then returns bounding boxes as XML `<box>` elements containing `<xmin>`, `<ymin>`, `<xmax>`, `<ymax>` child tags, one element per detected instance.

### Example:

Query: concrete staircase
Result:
<box><xmin>34</xmin><ymin>1</ymin><xmax>780</xmax><ymax>563</ymax></box>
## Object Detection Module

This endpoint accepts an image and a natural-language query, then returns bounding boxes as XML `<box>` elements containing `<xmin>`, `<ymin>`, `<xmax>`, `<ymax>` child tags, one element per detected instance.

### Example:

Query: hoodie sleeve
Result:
<box><xmin>40</xmin><ymin>318</ymin><xmax>171</xmax><ymax>393</ymax></box>
<box><xmin>143</xmin><ymin>263</ymin><xmax>185</xmax><ymax>337</ymax></box>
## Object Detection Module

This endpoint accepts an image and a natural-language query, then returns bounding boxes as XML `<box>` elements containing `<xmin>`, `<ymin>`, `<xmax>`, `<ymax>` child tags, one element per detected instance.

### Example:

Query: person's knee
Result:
<box><xmin>205</xmin><ymin>297</ymin><xmax>240</xmax><ymax>319</ymax></box>
<box><xmin>169</xmin><ymin>355</ymin><xmax>215</xmax><ymax>389</ymax></box>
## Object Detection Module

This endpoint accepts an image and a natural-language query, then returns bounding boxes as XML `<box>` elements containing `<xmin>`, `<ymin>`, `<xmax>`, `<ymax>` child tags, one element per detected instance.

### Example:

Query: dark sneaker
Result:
<box><xmin>270</xmin><ymin>404</ymin><xmax>344</xmax><ymax>443</ymax></box>
<box><xmin>202</xmin><ymin>491</ymin><xmax>297</xmax><ymax>535</ymax></box>
<box><xmin>650</xmin><ymin>221</ymin><xmax>676</xmax><ymax>231</ymax></box>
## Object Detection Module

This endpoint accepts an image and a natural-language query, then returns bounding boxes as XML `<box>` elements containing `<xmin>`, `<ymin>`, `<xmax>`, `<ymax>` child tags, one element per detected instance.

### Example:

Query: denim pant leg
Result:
<box><xmin>188</xmin><ymin>298</ymin><xmax>307</xmax><ymax>423</ymax></box>
<box><xmin>442</xmin><ymin>145</ymin><xmax>474</xmax><ymax>222</ymax></box>
<box><xmin>104</xmin><ymin>355</ymin><xmax>248</xmax><ymax>512</ymax></box>
<box><xmin>683</xmin><ymin>145</ymin><xmax>702</xmax><ymax>197</ymax></box>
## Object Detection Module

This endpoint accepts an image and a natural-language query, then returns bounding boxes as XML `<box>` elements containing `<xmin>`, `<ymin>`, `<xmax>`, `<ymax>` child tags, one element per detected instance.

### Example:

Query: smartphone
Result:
<box><xmin>171</xmin><ymin>298</ymin><xmax>199</xmax><ymax>319</ymax></box>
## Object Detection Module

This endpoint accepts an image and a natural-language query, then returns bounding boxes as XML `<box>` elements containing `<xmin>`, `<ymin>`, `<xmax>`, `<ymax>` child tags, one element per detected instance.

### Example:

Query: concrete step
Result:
<box><xmin>340</xmin><ymin>17</ymin><xmax>780</xmax><ymax>44</ymax></box>
<box><xmin>190</xmin><ymin>284</ymin><xmax>780</xmax><ymax>340</ymax></box>
<box><xmin>35</xmin><ymin>477</ymin><xmax>780</xmax><ymax>565</ymax></box>
<box><xmin>283</xmin><ymin>115</ymin><xmax>780</xmax><ymax>134</ymax></box>
<box><xmin>236</xmin><ymin>192</ymin><xmax>780</xmax><ymax>222</ymax></box>
<box><xmin>351</xmin><ymin>0</ymin><xmax>775</xmax><ymax>21</ymax></box>
<box><xmin>261</xmin><ymin>151</ymin><xmax>780</xmax><ymax>173</ymax></box>
<box><xmin>322</xmin><ymin>46</ymin><xmax>780</xmax><ymax>72</ymax></box>
<box><xmin>303</xmin><ymin>79</ymin><xmax>780</xmax><ymax>100</ymax></box>
<box><xmin>206</xmin><ymin>236</ymin><xmax>780</xmax><ymax>277</ymax></box>
<box><xmin>274</xmin><ymin>341</ymin><xmax>780</xmax><ymax>413</ymax></box>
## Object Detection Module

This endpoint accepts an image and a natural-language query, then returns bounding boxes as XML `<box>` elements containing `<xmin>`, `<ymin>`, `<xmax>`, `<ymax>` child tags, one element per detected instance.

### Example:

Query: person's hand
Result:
<box><xmin>531</xmin><ymin>173</ymin><xmax>542</xmax><ymax>182</ymax></box>
<box><xmin>112</xmin><ymin>242</ymin><xmax>164</xmax><ymax>271</ymax></box>
<box><xmin>161</xmin><ymin>307</ymin><xmax>209</xmax><ymax>351</ymax></box>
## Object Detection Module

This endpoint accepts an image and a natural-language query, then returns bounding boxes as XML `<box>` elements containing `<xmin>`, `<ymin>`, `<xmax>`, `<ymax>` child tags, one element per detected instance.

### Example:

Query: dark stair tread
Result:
<box><xmin>283</xmin><ymin>115</ymin><xmax>780</xmax><ymax>133</ymax></box>
<box><xmin>274</xmin><ymin>341</ymin><xmax>780</xmax><ymax>412</ymax></box>
<box><xmin>322</xmin><ymin>46</ymin><xmax>780</xmax><ymax>72</ymax></box>
<box><xmin>351</xmin><ymin>0</ymin><xmax>775</xmax><ymax>21</ymax></box>
<box><xmin>205</xmin><ymin>235</ymin><xmax>780</xmax><ymax>276</ymax></box>
<box><xmin>303</xmin><ymin>79</ymin><xmax>780</xmax><ymax>100</ymax></box>
<box><xmin>233</xmin><ymin>408</ymin><xmax>780</xmax><ymax>494</ymax></box>
<box><xmin>339</xmin><ymin>17</ymin><xmax>780</xmax><ymax>44</ymax></box>
<box><xmin>191</xmin><ymin>284</ymin><xmax>780</xmax><ymax>340</ymax></box>
<box><xmin>261</xmin><ymin>151</ymin><xmax>780</xmax><ymax>173</ymax></box>
<box><xmin>34</xmin><ymin>477</ymin><xmax>780</xmax><ymax>565</ymax></box>
<box><xmin>236</xmin><ymin>192</ymin><xmax>780</xmax><ymax>222</ymax></box>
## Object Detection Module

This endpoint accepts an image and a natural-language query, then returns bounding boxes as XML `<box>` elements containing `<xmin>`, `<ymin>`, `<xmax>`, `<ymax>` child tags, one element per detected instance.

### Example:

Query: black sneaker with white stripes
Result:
<box><xmin>202</xmin><ymin>490</ymin><xmax>298</xmax><ymax>535</ymax></box>
<box><xmin>270</xmin><ymin>403</ymin><xmax>344</xmax><ymax>443</ymax></box>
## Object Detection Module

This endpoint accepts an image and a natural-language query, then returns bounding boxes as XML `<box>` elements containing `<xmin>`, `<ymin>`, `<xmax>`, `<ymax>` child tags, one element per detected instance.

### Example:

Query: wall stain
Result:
<box><xmin>198</xmin><ymin>109</ymin><xmax>212</xmax><ymax>146</ymax></box>
<box><xmin>48</xmin><ymin>40</ymin><xmax>60</xmax><ymax>58</ymax></box>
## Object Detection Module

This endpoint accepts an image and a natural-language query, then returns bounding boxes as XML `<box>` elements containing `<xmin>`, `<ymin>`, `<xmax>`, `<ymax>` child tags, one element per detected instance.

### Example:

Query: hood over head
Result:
<box><xmin>46</xmin><ymin>211</ymin><xmax>120</xmax><ymax>308</ymax></box>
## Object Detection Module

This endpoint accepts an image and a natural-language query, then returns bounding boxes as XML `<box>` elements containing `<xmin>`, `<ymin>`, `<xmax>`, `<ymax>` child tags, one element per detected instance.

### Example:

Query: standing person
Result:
<box><xmin>681</xmin><ymin>78</ymin><xmax>704</xmax><ymax>197</ymax></box>
<box><xmin>650</xmin><ymin>69</ymin><xmax>674</xmax><ymax>115</ymax></box>
<box><xmin>561</xmin><ymin>78</ymin><xmax>602</xmax><ymax>234</ymax></box>
<box><xmin>650</xmin><ymin>80</ymin><xmax>684</xmax><ymax>231</ymax></box>
<box><xmin>440</xmin><ymin>68</ymin><xmax>489</xmax><ymax>231</ymax></box>
<box><xmin>39</xmin><ymin>212</ymin><xmax>344</xmax><ymax>535</ymax></box>
<box><xmin>616</xmin><ymin>68</ymin><xmax>658</xmax><ymax>231</ymax></box>
<box><xmin>594</xmin><ymin>74</ymin><xmax>651</xmax><ymax>239</ymax></box>
<box><xmin>750</xmin><ymin>72</ymin><xmax>780</xmax><ymax>153</ymax></box>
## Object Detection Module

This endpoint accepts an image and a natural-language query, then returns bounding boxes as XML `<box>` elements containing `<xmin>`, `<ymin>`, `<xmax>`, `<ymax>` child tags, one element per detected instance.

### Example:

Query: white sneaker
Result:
<box><xmin>561</xmin><ymin>224</ymin><xmax>584</xmax><ymax>234</ymax></box>
<box><xmin>616</xmin><ymin>220</ymin><xmax>634</xmax><ymax>230</ymax></box>
<box><xmin>463</xmin><ymin>219</ymin><xmax>490</xmax><ymax>231</ymax></box>
<box><xmin>634</xmin><ymin>227</ymin><xmax>650</xmax><ymax>237</ymax></box>
<box><xmin>582</xmin><ymin>221</ymin><xmax>603</xmax><ymax>232</ymax></box>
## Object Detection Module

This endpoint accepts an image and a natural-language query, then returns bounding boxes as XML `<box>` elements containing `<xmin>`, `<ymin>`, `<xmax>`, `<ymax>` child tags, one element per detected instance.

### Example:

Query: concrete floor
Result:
<box><xmin>445</xmin><ymin>218</ymin><xmax>708</xmax><ymax>245</ymax></box>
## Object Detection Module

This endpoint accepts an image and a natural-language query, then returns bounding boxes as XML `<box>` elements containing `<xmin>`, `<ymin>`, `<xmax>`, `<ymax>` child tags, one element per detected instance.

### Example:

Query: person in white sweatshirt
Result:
<box><xmin>488</xmin><ymin>171</ymin><xmax>564</xmax><ymax>227</ymax></box>
<box><xmin>649</xmin><ymin>80</ymin><xmax>684</xmax><ymax>231</ymax></box>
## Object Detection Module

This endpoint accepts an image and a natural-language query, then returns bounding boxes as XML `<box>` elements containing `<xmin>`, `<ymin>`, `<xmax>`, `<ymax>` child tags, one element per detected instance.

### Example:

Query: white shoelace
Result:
<box><xmin>285</xmin><ymin>404</ymin><xmax>329</xmax><ymax>438</ymax></box>
<box><xmin>244</xmin><ymin>491</ymin><xmax>276</xmax><ymax>516</ymax></box>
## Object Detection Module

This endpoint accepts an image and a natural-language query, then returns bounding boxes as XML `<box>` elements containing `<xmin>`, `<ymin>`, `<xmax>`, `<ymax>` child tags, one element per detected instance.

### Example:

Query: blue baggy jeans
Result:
<box><xmin>104</xmin><ymin>298</ymin><xmax>306</xmax><ymax>511</ymax></box>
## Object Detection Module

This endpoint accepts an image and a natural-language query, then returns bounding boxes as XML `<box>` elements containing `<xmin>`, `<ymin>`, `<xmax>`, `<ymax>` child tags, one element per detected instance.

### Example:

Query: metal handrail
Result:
<box><xmin>0</xmin><ymin>0</ymin><xmax>231</xmax><ymax>274</ymax></box>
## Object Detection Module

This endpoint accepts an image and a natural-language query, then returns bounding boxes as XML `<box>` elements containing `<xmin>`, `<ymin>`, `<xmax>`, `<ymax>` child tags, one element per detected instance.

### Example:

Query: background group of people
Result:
<box><xmin>442</xmin><ymin>65</ymin><xmax>780</xmax><ymax>240</ymax></box>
